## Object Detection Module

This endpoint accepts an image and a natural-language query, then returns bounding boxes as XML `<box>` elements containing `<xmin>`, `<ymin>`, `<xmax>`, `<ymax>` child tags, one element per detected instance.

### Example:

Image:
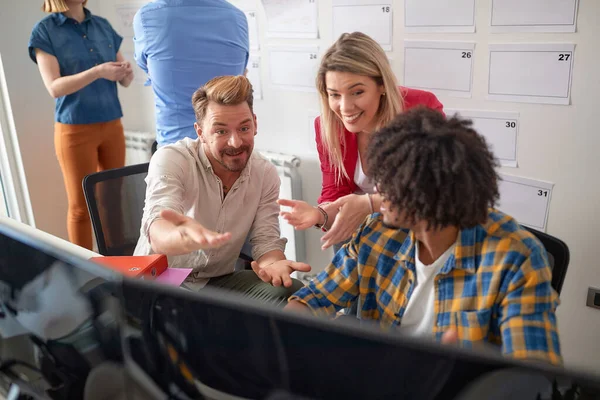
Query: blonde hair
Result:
<box><xmin>192</xmin><ymin>75</ymin><xmax>254</xmax><ymax>123</ymax></box>
<box><xmin>316</xmin><ymin>32</ymin><xmax>403</xmax><ymax>183</ymax></box>
<box><xmin>42</xmin><ymin>0</ymin><xmax>88</xmax><ymax>13</ymax></box>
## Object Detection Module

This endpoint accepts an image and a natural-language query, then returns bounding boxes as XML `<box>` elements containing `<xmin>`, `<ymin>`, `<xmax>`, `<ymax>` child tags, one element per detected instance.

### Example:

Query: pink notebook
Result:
<box><xmin>155</xmin><ymin>268</ymin><xmax>192</xmax><ymax>287</ymax></box>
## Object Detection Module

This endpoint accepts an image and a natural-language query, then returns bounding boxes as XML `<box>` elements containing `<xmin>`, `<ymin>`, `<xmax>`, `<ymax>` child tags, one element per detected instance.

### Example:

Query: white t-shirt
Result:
<box><xmin>354</xmin><ymin>154</ymin><xmax>376</xmax><ymax>195</ymax></box>
<box><xmin>399</xmin><ymin>241</ymin><xmax>456</xmax><ymax>337</ymax></box>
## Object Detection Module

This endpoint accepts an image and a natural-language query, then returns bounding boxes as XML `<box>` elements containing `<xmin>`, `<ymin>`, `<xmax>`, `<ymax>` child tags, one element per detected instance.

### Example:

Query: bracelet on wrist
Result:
<box><xmin>314</xmin><ymin>205</ymin><xmax>328</xmax><ymax>231</ymax></box>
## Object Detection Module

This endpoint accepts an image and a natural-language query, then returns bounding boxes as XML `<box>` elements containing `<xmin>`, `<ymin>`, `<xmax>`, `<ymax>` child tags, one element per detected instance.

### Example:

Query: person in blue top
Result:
<box><xmin>29</xmin><ymin>0</ymin><xmax>133</xmax><ymax>250</ymax></box>
<box><xmin>133</xmin><ymin>0</ymin><xmax>249</xmax><ymax>147</ymax></box>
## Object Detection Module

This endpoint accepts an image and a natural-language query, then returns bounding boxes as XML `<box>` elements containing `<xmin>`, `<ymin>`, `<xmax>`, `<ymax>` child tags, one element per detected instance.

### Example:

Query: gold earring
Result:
<box><xmin>382</xmin><ymin>92</ymin><xmax>386</xmax><ymax>96</ymax></box>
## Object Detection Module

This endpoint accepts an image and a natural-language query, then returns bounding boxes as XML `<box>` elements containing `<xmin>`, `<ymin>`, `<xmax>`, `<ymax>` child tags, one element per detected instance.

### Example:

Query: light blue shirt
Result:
<box><xmin>133</xmin><ymin>0</ymin><xmax>249</xmax><ymax>146</ymax></box>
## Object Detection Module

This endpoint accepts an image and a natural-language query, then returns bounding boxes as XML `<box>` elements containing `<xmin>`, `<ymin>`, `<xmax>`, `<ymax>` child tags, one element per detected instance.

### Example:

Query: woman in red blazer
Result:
<box><xmin>279</xmin><ymin>32</ymin><xmax>444</xmax><ymax>251</ymax></box>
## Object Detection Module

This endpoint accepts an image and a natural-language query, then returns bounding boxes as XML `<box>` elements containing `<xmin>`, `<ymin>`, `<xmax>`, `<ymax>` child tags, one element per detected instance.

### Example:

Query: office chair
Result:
<box><xmin>525</xmin><ymin>226</ymin><xmax>570</xmax><ymax>295</ymax></box>
<box><xmin>83</xmin><ymin>163</ymin><xmax>253</xmax><ymax>266</ymax></box>
<box><xmin>83</xmin><ymin>163</ymin><xmax>149</xmax><ymax>256</ymax></box>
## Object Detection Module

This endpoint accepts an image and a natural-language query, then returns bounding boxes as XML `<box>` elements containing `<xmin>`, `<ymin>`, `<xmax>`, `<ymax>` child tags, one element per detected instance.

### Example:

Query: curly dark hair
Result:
<box><xmin>367</xmin><ymin>106</ymin><xmax>500</xmax><ymax>229</ymax></box>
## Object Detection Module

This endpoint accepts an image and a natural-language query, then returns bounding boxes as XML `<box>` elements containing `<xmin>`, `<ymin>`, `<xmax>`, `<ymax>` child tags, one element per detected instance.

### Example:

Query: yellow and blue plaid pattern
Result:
<box><xmin>290</xmin><ymin>210</ymin><xmax>562</xmax><ymax>364</ymax></box>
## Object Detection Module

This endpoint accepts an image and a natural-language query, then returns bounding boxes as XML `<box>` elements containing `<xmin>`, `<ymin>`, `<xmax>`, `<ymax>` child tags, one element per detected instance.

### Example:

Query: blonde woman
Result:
<box><xmin>29</xmin><ymin>0</ymin><xmax>133</xmax><ymax>249</ymax></box>
<box><xmin>279</xmin><ymin>32</ymin><xmax>444</xmax><ymax>251</ymax></box>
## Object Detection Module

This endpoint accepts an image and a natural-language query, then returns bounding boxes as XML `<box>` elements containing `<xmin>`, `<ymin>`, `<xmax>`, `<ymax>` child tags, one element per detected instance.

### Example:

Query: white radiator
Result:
<box><xmin>259</xmin><ymin>150</ymin><xmax>306</xmax><ymax>263</ymax></box>
<box><xmin>124</xmin><ymin>130</ymin><xmax>154</xmax><ymax>166</ymax></box>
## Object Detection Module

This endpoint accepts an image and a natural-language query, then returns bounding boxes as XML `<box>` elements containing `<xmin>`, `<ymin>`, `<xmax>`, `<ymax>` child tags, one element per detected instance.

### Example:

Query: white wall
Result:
<box><xmin>523</xmin><ymin>0</ymin><xmax>600</xmax><ymax>371</ymax></box>
<box><xmin>252</xmin><ymin>0</ymin><xmax>600</xmax><ymax>372</ymax></box>
<box><xmin>11</xmin><ymin>0</ymin><xmax>599</xmax><ymax>371</ymax></box>
<box><xmin>254</xmin><ymin>0</ymin><xmax>600</xmax><ymax>371</ymax></box>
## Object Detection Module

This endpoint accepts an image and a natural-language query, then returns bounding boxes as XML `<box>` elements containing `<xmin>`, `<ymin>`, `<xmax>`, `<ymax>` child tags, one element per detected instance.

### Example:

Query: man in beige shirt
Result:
<box><xmin>134</xmin><ymin>75</ymin><xmax>309</xmax><ymax>304</ymax></box>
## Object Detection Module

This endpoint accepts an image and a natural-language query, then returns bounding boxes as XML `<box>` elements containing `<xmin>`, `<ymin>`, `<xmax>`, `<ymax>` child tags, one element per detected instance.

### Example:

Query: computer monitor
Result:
<box><xmin>120</xmin><ymin>278</ymin><xmax>600</xmax><ymax>400</ymax></box>
<box><xmin>0</xmin><ymin>221</ymin><xmax>123</xmax><ymax>399</ymax></box>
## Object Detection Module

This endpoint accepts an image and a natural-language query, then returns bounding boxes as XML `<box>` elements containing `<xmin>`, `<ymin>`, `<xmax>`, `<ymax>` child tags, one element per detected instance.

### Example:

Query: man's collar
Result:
<box><xmin>447</xmin><ymin>211</ymin><xmax>511</xmax><ymax>274</ymax></box>
<box><xmin>55</xmin><ymin>7</ymin><xmax>92</xmax><ymax>26</ymax></box>
<box><xmin>197</xmin><ymin>143</ymin><xmax>213</xmax><ymax>171</ymax></box>
<box><xmin>442</xmin><ymin>227</ymin><xmax>478</xmax><ymax>274</ymax></box>
<box><xmin>393</xmin><ymin>226</ymin><xmax>479</xmax><ymax>274</ymax></box>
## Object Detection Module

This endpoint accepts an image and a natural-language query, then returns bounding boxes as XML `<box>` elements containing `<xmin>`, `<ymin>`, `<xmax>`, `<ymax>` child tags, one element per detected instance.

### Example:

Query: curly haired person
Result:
<box><xmin>286</xmin><ymin>107</ymin><xmax>562</xmax><ymax>365</ymax></box>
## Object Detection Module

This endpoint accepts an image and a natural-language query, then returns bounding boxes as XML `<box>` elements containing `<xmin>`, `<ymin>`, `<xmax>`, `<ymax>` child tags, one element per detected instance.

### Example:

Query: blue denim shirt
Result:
<box><xmin>29</xmin><ymin>8</ymin><xmax>124</xmax><ymax>124</ymax></box>
<box><xmin>133</xmin><ymin>0</ymin><xmax>249</xmax><ymax>146</ymax></box>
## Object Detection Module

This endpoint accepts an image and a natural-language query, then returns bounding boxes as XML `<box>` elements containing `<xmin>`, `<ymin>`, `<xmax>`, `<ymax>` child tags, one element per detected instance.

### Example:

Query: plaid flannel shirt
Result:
<box><xmin>290</xmin><ymin>210</ymin><xmax>562</xmax><ymax>364</ymax></box>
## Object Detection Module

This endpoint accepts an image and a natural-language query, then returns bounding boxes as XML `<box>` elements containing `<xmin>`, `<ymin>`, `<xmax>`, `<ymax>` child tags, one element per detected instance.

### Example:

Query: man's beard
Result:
<box><xmin>381</xmin><ymin>220</ymin><xmax>403</xmax><ymax>230</ymax></box>
<box><xmin>217</xmin><ymin>146</ymin><xmax>251</xmax><ymax>172</ymax></box>
<box><xmin>381</xmin><ymin>213</ymin><xmax>408</xmax><ymax>230</ymax></box>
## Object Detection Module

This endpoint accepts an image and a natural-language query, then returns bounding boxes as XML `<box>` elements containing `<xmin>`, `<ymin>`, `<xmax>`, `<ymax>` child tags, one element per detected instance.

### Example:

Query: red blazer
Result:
<box><xmin>315</xmin><ymin>87</ymin><xmax>444</xmax><ymax>204</ymax></box>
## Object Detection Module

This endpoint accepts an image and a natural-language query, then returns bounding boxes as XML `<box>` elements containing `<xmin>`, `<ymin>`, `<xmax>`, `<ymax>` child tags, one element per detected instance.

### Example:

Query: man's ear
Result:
<box><xmin>253</xmin><ymin>114</ymin><xmax>258</xmax><ymax>136</ymax></box>
<box><xmin>194</xmin><ymin>122</ymin><xmax>205</xmax><ymax>143</ymax></box>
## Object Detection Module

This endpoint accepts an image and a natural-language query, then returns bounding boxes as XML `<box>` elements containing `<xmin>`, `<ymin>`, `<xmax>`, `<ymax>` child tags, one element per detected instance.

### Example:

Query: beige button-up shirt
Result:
<box><xmin>134</xmin><ymin>138</ymin><xmax>286</xmax><ymax>288</ymax></box>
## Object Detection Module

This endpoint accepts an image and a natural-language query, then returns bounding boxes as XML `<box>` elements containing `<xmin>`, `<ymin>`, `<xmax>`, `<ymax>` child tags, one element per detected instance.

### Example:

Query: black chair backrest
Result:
<box><xmin>83</xmin><ymin>163</ymin><xmax>149</xmax><ymax>256</ymax></box>
<box><xmin>525</xmin><ymin>226</ymin><xmax>570</xmax><ymax>295</ymax></box>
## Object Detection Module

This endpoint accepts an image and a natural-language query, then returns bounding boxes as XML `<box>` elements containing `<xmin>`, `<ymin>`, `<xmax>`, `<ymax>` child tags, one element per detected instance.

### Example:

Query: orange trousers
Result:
<box><xmin>54</xmin><ymin>118</ymin><xmax>125</xmax><ymax>250</ymax></box>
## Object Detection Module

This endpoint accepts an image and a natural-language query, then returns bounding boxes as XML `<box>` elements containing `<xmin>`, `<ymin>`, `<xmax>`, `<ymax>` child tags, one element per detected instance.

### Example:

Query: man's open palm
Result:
<box><xmin>160</xmin><ymin>209</ymin><xmax>232</xmax><ymax>251</ymax></box>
